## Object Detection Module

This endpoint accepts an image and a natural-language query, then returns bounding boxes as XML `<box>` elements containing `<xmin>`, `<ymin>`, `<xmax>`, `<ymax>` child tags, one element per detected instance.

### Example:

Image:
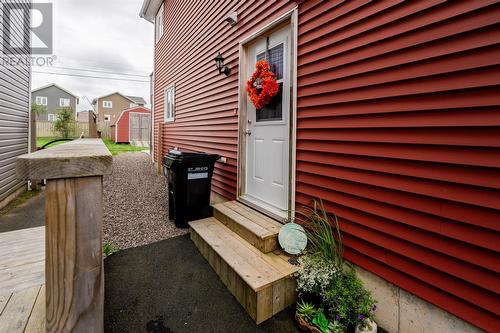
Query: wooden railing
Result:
<box><xmin>17</xmin><ymin>139</ymin><xmax>112</xmax><ymax>333</ymax></box>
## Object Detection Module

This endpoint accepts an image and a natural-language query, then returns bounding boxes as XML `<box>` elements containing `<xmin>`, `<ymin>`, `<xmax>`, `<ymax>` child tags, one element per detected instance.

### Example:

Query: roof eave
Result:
<box><xmin>139</xmin><ymin>0</ymin><xmax>161</xmax><ymax>23</ymax></box>
<box><xmin>32</xmin><ymin>83</ymin><xmax>78</xmax><ymax>99</ymax></box>
<box><xmin>94</xmin><ymin>92</ymin><xmax>145</xmax><ymax>105</ymax></box>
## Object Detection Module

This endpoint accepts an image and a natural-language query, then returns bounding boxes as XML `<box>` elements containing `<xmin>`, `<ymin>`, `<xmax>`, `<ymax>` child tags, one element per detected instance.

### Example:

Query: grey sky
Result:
<box><xmin>31</xmin><ymin>0</ymin><xmax>153</xmax><ymax>111</ymax></box>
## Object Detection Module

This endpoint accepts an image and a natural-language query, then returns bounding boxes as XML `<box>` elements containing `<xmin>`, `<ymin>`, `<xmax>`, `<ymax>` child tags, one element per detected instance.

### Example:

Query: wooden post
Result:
<box><xmin>88</xmin><ymin>112</ymin><xmax>98</xmax><ymax>138</ymax></box>
<box><xmin>16</xmin><ymin>139</ymin><xmax>112</xmax><ymax>333</ymax></box>
<box><xmin>157</xmin><ymin>124</ymin><xmax>163</xmax><ymax>175</ymax></box>
<box><xmin>31</xmin><ymin>112</ymin><xmax>37</xmax><ymax>152</ymax></box>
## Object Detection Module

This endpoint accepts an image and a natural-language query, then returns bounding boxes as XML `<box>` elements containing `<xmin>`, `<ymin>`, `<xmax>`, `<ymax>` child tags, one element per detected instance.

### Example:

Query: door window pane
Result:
<box><xmin>256</xmin><ymin>43</ymin><xmax>284</xmax><ymax>121</ymax></box>
<box><xmin>256</xmin><ymin>83</ymin><xmax>283</xmax><ymax>122</ymax></box>
<box><xmin>256</xmin><ymin>43</ymin><xmax>284</xmax><ymax>80</ymax></box>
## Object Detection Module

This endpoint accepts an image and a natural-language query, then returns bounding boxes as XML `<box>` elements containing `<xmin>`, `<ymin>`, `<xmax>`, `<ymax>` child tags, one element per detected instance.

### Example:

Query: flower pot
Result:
<box><xmin>295</xmin><ymin>314</ymin><xmax>323</xmax><ymax>333</ymax></box>
<box><xmin>355</xmin><ymin>319</ymin><xmax>377</xmax><ymax>333</ymax></box>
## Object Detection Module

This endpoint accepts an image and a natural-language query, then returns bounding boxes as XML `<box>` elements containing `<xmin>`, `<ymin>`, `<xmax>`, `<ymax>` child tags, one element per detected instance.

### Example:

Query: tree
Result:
<box><xmin>53</xmin><ymin>107</ymin><xmax>75</xmax><ymax>138</ymax></box>
<box><xmin>31</xmin><ymin>103</ymin><xmax>47</xmax><ymax>116</ymax></box>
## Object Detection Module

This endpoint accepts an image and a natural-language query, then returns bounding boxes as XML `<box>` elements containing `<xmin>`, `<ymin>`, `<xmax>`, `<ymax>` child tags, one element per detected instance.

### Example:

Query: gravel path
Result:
<box><xmin>103</xmin><ymin>152</ymin><xmax>187</xmax><ymax>249</ymax></box>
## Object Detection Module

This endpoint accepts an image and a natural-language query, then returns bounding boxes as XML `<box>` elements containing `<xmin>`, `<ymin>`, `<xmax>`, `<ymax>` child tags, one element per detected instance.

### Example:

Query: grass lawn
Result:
<box><xmin>36</xmin><ymin>137</ymin><xmax>70</xmax><ymax>149</ymax></box>
<box><xmin>102</xmin><ymin>139</ymin><xmax>146</xmax><ymax>155</ymax></box>
<box><xmin>36</xmin><ymin>137</ymin><xmax>146</xmax><ymax>155</ymax></box>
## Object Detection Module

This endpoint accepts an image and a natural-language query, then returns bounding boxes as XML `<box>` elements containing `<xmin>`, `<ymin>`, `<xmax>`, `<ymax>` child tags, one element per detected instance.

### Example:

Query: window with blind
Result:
<box><xmin>164</xmin><ymin>85</ymin><xmax>175</xmax><ymax>122</ymax></box>
<box><xmin>35</xmin><ymin>96</ymin><xmax>47</xmax><ymax>106</ymax></box>
<box><xmin>59</xmin><ymin>98</ymin><xmax>70</xmax><ymax>107</ymax></box>
<box><xmin>155</xmin><ymin>4</ymin><xmax>164</xmax><ymax>43</ymax></box>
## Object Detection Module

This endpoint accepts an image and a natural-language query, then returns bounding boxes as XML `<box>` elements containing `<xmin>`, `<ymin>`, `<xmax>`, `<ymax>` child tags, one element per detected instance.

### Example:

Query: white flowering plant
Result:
<box><xmin>294</xmin><ymin>199</ymin><xmax>377</xmax><ymax>333</ymax></box>
<box><xmin>296</xmin><ymin>252</ymin><xmax>338</xmax><ymax>297</ymax></box>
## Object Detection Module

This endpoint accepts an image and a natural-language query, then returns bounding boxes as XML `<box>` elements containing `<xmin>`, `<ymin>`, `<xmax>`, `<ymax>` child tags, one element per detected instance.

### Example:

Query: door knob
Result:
<box><xmin>244</xmin><ymin>129</ymin><xmax>252</xmax><ymax>135</ymax></box>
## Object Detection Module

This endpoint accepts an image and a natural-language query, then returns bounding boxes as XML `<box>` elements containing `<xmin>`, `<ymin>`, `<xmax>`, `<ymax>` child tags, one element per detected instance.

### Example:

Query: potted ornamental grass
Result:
<box><xmin>294</xmin><ymin>200</ymin><xmax>377</xmax><ymax>333</ymax></box>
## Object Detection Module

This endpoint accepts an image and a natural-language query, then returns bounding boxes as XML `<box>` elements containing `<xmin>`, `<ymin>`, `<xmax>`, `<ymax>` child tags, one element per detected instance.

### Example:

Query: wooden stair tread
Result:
<box><xmin>214</xmin><ymin>203</ymin><xmax>272</xmax><ymax>239</ymax></box>
<box><xmin>213</xmin><ymin>201</ymin><xmax>283</xmax><ymax>252</ymax></box>
<box><xmin>189</xmin><ymin>217</ymin><xmax>298</xmax><ymax>291</ymax></box>
<box><xmin>189</xmin><ymin>214</ymin><xmax>299</xmax><ymax>323</ymax></box>
<box><xmin>220</xmin><ymin>201</ymin><xmax>283</xmax><ymax>234</ymax></box>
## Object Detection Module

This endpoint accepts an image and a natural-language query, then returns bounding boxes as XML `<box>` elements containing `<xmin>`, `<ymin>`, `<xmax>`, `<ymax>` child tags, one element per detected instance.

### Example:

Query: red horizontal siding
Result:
<box><xmin>297</xmin><ymin>1</ymin><xmax>500</xmax><ymax>333</ymax></box>
<box><xmin>153</xmin><ymin>0</ymin><xmax>500</xmax><ymax>331</ymax></box>
<box><xmin>153</xmin><ymin>0</ymin><xmax>297</xmax><ymax>198</ymax></box>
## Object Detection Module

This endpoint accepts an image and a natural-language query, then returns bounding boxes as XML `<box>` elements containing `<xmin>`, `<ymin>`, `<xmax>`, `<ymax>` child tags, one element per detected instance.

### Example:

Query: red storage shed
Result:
<box><xmin>111</xmin><ymin>106</ymin><xmax>151</xmax><ymax>146</ymax></box>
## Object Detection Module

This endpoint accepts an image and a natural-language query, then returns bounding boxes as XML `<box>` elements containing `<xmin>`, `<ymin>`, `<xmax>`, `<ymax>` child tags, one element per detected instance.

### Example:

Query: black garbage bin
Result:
<box><xmin>163</xmin><ymin>149</ymin><xmax>220</xmax><ymax>228</ymax></box>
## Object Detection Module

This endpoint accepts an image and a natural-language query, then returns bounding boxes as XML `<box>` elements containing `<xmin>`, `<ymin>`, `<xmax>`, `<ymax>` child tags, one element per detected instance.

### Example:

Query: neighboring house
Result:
<box><xmin>75</xmin><ymin>110</ymin><xmax>98</xmax><ymax>138</ymax></box>
<box><xmin>31</xmin><ymin>84</ymin><xmax>79</xmax><ymax>121</ymax></box>
<box><xmin>110</xmin><ymin>106</ymin><xmax>151</xmax><ymax>146</ymax></box>
<box><xmin>91</xmin><ymin>92</ymin><xmax>146</xmax><ymax>126</ymax></box>
<box><xmin>0</xmin><ymin>1</ymin><xmax>32</xmax><ymax>208</ymax></box>
<box><xmin>141</xmin><ymin>1</ymin><xmax>500</xmax><ymax>332</ymax></box>
<box><xmin>76</xmin><ymin>110</ymin><xmax>95</xmax><ymax>122</ymax></box>
<box><xmin>76</xmin><ymin>96</ymin><xmax>95</xmax><ymax>120</ymax></box>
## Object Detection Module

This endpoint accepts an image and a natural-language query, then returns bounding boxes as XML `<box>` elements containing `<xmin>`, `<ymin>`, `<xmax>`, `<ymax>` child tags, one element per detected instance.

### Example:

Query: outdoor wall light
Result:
<box><xmin>225</xmin><ymin>11</ymin><xmax>237</xmax><ymax>26</ymax></box>
<box><xmin>214</xmin><ymin>52</ymin><xmax>230</xmax><ymax>76</ymax></box>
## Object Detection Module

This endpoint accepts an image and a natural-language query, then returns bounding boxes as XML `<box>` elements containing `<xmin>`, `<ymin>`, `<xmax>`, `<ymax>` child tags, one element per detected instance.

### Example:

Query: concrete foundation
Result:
<box><xmin>354</xmin><ymin>266</ymin><xmax>485</xmax><ymax>333</ymax></box>
<box><xmin>0</xmin><ymin>185</ymin><xmax>26</xmax><ymax>210</ymax></box>
<box><xmin>207</xmin><ymin>193</ymin><xmax>484</xmax><ymax>332</ymax></box>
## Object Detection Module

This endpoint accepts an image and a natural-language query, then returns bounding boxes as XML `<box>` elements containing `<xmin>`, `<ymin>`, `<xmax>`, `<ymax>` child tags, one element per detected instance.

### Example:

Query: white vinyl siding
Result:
<box><xmin>155</xmin><ymin>4</ymin><xmax>164</xmax><ymax>43</ymax></box>
<box><xmin>164</xmin><ymin>85</ymin><xmax>175</xmax><ymax>122</ymax></box>
<box><xmin>103</xmin><ymin>100</ymin><xmax>112</xmax><ymax>108</ymax></box>
<box><xmin>59</xmin><ymin>98</ymin><xmax>70</xmax><ymax>107</ymax></box>
<box><xmin>35</xmin><ymin>96</ymin><xmax>47</xmax><ymax>105</ymax></box>
<box><xmin>0</xmin><ymin>0</ymin><xmax>30</xmax><ymax>203</ymax></box>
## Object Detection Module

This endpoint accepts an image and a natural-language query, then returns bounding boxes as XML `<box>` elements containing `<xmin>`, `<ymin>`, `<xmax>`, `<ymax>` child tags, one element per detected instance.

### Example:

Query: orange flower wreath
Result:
<box><xmin>246</xmin><ymin>60</ymin><xmax>279</xmax><ymax>110</ymax></box>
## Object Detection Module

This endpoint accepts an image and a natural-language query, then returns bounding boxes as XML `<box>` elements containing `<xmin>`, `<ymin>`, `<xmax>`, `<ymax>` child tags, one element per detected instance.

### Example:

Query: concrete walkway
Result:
<box><xmin>0</xmin><ymin>177</ymin><xmax>299</xmax><ymax>332</ymax></box>
<box><xmin>0</xmin><ymin>191</ymin><xmax>45</xmax><ymax>233</ymax></box>
<box><xmin>104</xmin><ymin>234</ymin><xmax>300</xmax><ymax>333</ymax></box>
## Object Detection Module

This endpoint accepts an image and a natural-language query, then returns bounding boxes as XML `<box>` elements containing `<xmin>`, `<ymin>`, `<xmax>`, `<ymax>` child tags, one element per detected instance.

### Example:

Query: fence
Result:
<box><xmin>37</xmin><ymin>121</ymin><xmax>89</xmax><ymax>137</ymax></box>
<box><xmin>99</xmin><ymin>125</ymin><xmax>111</xmax><ymax>139</ymax></box>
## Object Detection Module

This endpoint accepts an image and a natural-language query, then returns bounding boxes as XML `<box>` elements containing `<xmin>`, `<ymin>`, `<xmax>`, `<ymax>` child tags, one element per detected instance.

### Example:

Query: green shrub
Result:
<box><xmin>323</xmin><ymin>269</ymin><xmax>376</xmax><ymax>331</ymax></box>
<box><xmin>295</xmin><ymin>199</ymin><xmax>377</xmax><ymax>332</ymax></box>
<box><xmin>53</xmin><ymin>107</ymin><xmax>75</xmax><ymax>138</ymax></box>
<box><xmin>31</xmin><ymin>103</ymin><xmax>47</xmax><ymax>116</ymax></box>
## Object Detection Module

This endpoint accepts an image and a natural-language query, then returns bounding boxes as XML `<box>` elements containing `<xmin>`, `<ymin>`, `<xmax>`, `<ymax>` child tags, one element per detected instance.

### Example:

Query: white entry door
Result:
<box><xmin>244</xmin><ymin>25</ymin><xmax>291</xmax><ymax>215</ymax></box>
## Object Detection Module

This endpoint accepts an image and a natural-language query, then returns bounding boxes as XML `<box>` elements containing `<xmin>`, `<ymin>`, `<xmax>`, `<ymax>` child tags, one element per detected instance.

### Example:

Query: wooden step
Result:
<box><xmin>189</xmin><ymin>217</ymin><xmax>298</xmax><ymax>324</ymax></box>
<box><xmin>213</xmin><ymin>201</ymin><xmax>283</xmax><ymax>253</ymax></box>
